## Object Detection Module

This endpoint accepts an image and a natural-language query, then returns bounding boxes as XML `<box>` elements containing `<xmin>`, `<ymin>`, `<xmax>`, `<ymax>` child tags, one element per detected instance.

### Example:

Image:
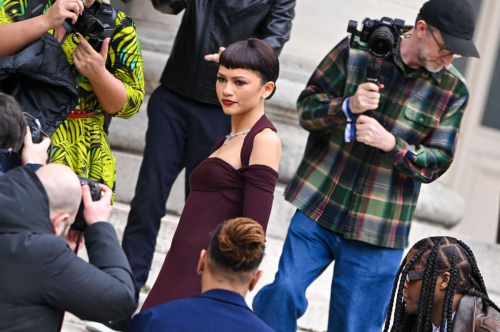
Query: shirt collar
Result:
<box><xmin>200</xmin><ymin>289</ymin><xmax>251</xmax><ymax>311</ymax></box>
<box><xmin>432</xmin><ymin>311</ymin><xmax>456</xmax><ymax>331</ymax></box>
<box><xmin>392</xmin><ymin>46</ymin><xmax>444</xmax><ymax>84</ymax></box>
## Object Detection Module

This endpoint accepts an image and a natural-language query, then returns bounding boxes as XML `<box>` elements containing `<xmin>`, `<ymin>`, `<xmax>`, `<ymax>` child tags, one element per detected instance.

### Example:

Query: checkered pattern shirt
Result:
<box><xmin>284</xmin><ymin>37</ymin><xmax>469</xmax><ymax>249</ymax></box>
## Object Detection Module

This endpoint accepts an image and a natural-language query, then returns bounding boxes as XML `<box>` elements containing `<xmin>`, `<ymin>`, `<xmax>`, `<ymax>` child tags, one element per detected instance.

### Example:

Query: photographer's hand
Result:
<box><xmin>21</xmin><ymin>127</ymin><xmax>51</xmax><ymax>166</ymax></box>
<box><xmin>356</xmin><ymin>115</ymin><xmax>396</xmax><ymax>152</ymax></box>
<box><xmin>73</xmin><ymin>35</ymin><xmax>128</xmax><ymax>114</ymax></box>
<box><xmin>73</xmin><ymin>35</ymin><xmax>109</xmax><ymax>79</ymax></box>
<box><xmin>204</xmin><ymin>47</ymin><xmax>226</xmax><ymax>63</ymax></box>
<box><xmin>44</xmin><ymin>0</ymin><xmax>84</xmax><ymax>27</ymax></box>
<box><xmin>82</xmin><ymin>183</ymin><xmax>112</xmax><ymax>226</ymax></box>
<box><xmin>349</xmin><ymin>82</ymin><xmax>384</xmax><ymax>114</ymax></box>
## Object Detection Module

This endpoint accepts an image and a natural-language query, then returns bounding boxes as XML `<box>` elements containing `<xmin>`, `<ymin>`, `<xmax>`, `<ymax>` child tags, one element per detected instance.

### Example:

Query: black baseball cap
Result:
<box><xmin>419</xmin><ymin>0</ymin><xmax>480</xmax><ymax>58</ymax></box>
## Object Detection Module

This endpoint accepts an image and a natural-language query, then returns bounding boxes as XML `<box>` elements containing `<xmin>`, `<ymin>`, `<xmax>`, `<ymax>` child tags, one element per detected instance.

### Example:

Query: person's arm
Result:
<box><xmin>259</xmin><ymin>0</ymin><xmax>296</xmax><ymax>55</ymax></box>
<box><xmin>43</xmin><ymin>184</ymin><xmax>135</xmax><ymax>321</ymax></box>
<box><xmin>384</xmin><ymin>96</ymin><xmax>468</xmax><ymax>183</ymax></box>
<box><xmin>43</xmin><ymin>223</ymin><xmax>136</xmax><ymax>321</ymax></box>
<box><xmin>0</xmin><ymin>0</ymin><xmax>84</xmax><ymax>56</ymax></box>
<box><xmin>241</xmin><ymin>131</ymin><xmax>281</xmax><ymax>231</ymax></box>
<box><xmin>72</xmin><ymin>16</ymin><xmax>144</xmax><ymax>116</ymax></box>
<box><xmin>297</xmin><ymin>38</ymin><xmax>351</xmax><ymax>132</ymax></box>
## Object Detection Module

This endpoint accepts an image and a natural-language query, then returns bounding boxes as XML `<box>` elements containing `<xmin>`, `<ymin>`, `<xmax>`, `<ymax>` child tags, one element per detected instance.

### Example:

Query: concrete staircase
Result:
<box><xmin>61</xmin><ymin>1</ymin><xmax>500</xmax><ymax>331</ymax></box>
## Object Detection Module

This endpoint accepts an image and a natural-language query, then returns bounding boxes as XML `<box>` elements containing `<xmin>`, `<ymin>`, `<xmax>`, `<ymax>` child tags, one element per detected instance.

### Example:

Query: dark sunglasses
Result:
<box><xmin>405</xmin><ymin>269</ymin><xmax>446</xmax><ymax>283</ymax></box>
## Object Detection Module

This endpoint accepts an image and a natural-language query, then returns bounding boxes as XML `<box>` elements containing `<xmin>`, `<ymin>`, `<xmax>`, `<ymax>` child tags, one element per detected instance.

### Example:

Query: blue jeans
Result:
<box><xmin>253</xmin><ymin>210</ymin><xmax>403</xmax><ymax>332</ymax></box>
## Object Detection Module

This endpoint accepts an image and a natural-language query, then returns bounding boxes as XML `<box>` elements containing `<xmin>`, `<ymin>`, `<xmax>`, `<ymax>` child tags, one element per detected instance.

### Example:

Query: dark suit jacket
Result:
<box><xmin>0</xmin><ymin>167</ymin><xmax>136</xmax><ymax>332</ymax></box>
<box><xmin>126</xmin><ymin>289</ymin><xmax>275</xmax><ymax>332</ymax></box>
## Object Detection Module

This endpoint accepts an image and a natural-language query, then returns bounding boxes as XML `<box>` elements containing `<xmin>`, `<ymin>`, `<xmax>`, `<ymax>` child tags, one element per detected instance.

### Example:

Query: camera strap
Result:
<box><xmin>14</xmin><ymin>0</ymin><xmax>50</xmax><ymax>21</ymax></box>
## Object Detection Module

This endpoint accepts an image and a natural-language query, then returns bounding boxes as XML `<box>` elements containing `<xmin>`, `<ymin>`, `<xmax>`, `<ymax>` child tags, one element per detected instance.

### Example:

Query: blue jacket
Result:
<box><xmin>0</xmin><ymin>149</ymin><xmax>42</xmax><ymax>177</ymax></box>
<box><xmin>126</xmin><ymin>289</ymin><xmax>274</xmax><ymax>332</ymax></box>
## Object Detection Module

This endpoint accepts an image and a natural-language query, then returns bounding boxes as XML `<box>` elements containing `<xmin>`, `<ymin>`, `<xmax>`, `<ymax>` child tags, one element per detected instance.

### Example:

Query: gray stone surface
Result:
<box><xmin>62</xmin><ymin>204</ymin><xmax>500</xmax><ymax>332</ymax></box>
<box><xmin>111</xmin><ymin>137</ymin><xmax>465</xmax><ymax>232</ymax></box>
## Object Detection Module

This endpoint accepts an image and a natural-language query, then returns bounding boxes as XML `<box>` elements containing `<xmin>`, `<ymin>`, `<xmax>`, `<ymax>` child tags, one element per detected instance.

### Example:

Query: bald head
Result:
<box><xmin>36</xmin><ymin>164</ymin><xmax>82</xmax><ymax>217</ymax></box>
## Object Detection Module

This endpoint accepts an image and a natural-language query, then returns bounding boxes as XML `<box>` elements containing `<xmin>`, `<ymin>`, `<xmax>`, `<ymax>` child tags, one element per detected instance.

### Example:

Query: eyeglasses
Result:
<box><xmin>405</xmin><ymin>269</ymin><xmax>446</xmax><ymax>283</ymax></box>
<box><xmin>429</xmin><ymin>29</ymin><xmax>462</xmax><ymax>59</ymax></box>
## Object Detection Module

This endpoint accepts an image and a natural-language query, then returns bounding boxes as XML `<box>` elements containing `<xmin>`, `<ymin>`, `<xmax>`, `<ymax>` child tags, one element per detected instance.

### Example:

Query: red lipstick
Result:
<box><xmin>222</xmin><ymin>99</ymin><xmax>236</xmax><ymax>106</ymax></box>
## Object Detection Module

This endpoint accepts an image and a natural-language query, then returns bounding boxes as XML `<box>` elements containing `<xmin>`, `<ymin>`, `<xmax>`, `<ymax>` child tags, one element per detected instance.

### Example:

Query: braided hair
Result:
<box><xmin>383</xmin><ymin>236</ymin><xmax>499</xmax><ymax>332</ymax></box>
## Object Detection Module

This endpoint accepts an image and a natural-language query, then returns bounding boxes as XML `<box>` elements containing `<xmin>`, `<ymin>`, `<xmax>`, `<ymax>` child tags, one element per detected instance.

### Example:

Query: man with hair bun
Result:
<box><xmin>126</xmin><ymin>217</ymin><xmax>273</xmax><ymax>332</ymax></box>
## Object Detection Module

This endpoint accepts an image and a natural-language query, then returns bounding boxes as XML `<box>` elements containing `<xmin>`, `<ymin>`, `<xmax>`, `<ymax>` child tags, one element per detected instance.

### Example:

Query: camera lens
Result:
<box><xmin>79</xmin><ymin>17</ymin><xmax>104</xmax><ymax>39</ymax></box>
<box><xmin>367</xmin><ymin>26</ymin><xmax>395</xmax><ymax>58</ymax></box>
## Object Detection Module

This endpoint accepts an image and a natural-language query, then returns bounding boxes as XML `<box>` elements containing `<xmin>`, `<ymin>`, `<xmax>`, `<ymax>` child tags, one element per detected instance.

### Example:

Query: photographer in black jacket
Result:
<box><xmin>0</xmin><ymin>164</ymin><xmax>135</xmax><ymax>332</ymax></box>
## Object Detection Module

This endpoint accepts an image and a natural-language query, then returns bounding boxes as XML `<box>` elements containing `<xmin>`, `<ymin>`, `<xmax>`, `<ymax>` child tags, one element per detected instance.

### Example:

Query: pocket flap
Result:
<box><xmin>404</xmin><ymin>104</ymin><xmax>439</xmax><ymax>128</ymax></box>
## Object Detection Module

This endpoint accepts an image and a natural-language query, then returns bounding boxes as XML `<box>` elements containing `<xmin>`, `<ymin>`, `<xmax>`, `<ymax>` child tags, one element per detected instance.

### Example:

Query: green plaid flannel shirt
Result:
<box><xmin>284</xmin><ymin>37</ymin><xmax>469</xmax><ymax>249</ymax></box>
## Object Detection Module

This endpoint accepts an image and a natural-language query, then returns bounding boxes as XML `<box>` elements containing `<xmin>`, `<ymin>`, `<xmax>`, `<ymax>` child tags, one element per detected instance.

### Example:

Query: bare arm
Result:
<box><xmin>0</xmin><ymin>0</ymin><xmax>83</xmax><ymax>56</ymax></box>
<box><xmin>0</xmin><ymin>17</ymin><xmax>50</xmax><ymax>56</ymax></box>
<box><xmin>248</xmin><ymin>129</ymin><xmax>281</xmax><ymax>172</ymax></box>
<box><xmin>72</xmin><ymin>37</ymin><xmax>127</xmax><ymax>114</ymax></box>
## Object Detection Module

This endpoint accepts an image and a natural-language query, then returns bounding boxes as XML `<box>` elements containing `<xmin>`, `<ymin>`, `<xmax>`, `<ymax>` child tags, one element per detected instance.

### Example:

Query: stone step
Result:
<box><xmin>66</xmin><ymin>202</ymin><xmax>500</xmax><ymax>332</ymax></box>
<box><xmin>111</xmin><ymin>145</ymin><xmax>464</xmax><ymax>238</ymax></box>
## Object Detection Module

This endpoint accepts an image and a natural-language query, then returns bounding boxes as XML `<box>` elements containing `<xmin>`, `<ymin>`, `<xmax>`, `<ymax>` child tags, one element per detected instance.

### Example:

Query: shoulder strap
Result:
<box><xmin>240</xmin><ymin>115</ymin><xmax>277</xmax><ymax>167</ymax></box>
<box><xmin>94</xmin><ymin>2</ymin><xmax>117</xmax><ymax>29</ymax></box>
<box><xmin>16</xmin><ymin>0</ymin><xmax>49</xmax><ymax>21</ymax></box>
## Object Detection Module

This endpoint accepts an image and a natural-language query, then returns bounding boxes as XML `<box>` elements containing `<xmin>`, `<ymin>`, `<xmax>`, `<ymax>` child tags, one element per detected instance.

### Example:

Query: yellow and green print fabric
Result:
<box><xmin>0</xmin><ymin>0</ymin><xmax>145</xmax><ymax>199</ymax></box>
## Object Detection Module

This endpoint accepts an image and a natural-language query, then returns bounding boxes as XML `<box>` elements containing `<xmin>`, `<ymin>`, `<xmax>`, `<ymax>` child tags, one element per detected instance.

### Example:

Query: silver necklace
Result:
<box><xmin>223</xmin><ymin>129</ymin><xmax>250</xmax><ymax>145</ymax></box>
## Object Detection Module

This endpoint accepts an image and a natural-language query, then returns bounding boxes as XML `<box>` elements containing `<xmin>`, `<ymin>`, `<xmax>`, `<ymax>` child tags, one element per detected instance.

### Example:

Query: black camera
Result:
<box><xmin>66</xmin><ymin>7</ymin><xmax>114</xmax><ymax>51</ymax></box>
<box><xmin>71</xmin><ymin>177</ymin><xmax>102</xmax><ymax>232</ymax></box>
<box><xmin>29</xmin><ymin>123</ymin><xmax>42</xmax><ymax>144</ymax></box>
<box><xmin>23</xmin><ymin>113</ymin><xmax>43</xmax><ymax>144</ymax></box>
<box><xmin>347</xmin><ymin>17</ymin><xmax>405</xmax><ymax>59</ymax></box>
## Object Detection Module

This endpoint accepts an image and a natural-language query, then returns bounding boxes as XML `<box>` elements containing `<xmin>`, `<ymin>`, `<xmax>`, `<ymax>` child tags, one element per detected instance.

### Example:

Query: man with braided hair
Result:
<box><xmin>384</xmin><ymin>236</ymin><xmax>500</xmax><ymax>332</ymax></box>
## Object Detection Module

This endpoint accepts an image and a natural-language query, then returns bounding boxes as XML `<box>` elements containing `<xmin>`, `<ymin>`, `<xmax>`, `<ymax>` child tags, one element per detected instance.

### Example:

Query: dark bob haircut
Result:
<box><xmin>219</xmin><ymin>38</ymin><xmax>279</xmax><ymax>100</ymax></box>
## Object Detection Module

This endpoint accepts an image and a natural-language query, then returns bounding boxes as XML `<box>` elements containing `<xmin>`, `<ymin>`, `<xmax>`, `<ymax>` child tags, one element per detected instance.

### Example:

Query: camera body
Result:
<box><xmin>24</xmin><ymin>113</ymin><xmax>43</xmax><ymax>144</ymax></box>
<box><xmin>347</xmin><ymin>17</ymin><xmax>405</xmax><ymax>59</ymax></box>
<box><xmin>71</xmin><ymin>177</ymin><xmax>102</xmax><ymax>232</ymax></box>
<box><xmin>29</xmin><ymin>124</ymin><xmax>42</xmax><ymax>144</ymax></box>
<box><xmin>66</xmin><ymin>6</ymin><xmax>115</xmax><ymax>51</ymax></box>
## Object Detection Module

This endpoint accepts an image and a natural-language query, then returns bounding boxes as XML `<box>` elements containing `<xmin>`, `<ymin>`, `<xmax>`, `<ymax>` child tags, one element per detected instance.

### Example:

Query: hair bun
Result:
<box><xmin>218</xmin><ymin>218</ymin><xmax>265</xmax><ymax>268</ymax></box>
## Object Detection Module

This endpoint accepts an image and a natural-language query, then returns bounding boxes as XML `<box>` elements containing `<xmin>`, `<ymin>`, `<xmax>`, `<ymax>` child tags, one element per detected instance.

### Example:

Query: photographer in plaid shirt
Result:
<box><xmin>253</xmin><ymin>0</ymin><xmax>480</xmax><ymax>331</ymax></box>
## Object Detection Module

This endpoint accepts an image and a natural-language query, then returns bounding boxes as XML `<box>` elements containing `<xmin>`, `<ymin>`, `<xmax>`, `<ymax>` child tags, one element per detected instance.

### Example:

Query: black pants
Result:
<box><xmin>122</xmin><ymin>85</ymin><xmax>231</xmax><ymax>298</ymax></box>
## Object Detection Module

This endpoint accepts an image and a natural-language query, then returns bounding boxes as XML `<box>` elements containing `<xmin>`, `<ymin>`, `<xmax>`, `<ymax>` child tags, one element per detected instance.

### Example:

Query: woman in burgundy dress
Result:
<box><xmin>141</xmin><ymin>38</ymin><xmax>281</xmax><ymax>311</ymax></box>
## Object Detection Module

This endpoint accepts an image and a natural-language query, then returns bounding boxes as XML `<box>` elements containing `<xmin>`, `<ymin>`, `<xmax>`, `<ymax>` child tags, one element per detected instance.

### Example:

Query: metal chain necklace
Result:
<box><xmin>223</xmin><ymin>129</ymin><xmax>251</xmax><ymax>145</ymax></box>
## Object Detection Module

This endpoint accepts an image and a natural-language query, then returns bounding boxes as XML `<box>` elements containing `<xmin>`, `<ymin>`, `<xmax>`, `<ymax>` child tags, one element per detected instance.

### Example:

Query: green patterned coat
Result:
<box><xmin>0</xmin><ymin>0</ymin><xmax>145</xmax><ymax>198</ymax></box>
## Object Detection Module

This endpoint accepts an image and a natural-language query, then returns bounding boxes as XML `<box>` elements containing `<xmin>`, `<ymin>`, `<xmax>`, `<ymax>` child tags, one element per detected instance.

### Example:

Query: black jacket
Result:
<box><xmin>161</xmin><ymin>0</ymin><xmax>296</xmax><ymax>105</ymax></box>
<box><xmin>0</xmin><ymin>167</ymin><xmax>135</xmax><ymax>332</ymax></box>
<box><xmin>0</xmin><ymin>33</ymin><xmax>78</xmax><ymax>136</ymax></box>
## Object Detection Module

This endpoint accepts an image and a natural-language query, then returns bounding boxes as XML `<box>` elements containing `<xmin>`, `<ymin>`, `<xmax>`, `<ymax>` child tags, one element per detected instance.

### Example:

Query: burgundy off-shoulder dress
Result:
<box><xmin>141</xmin><ymin>115</ymin><xmax>278</xmax><ymax>311</ymax></box>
